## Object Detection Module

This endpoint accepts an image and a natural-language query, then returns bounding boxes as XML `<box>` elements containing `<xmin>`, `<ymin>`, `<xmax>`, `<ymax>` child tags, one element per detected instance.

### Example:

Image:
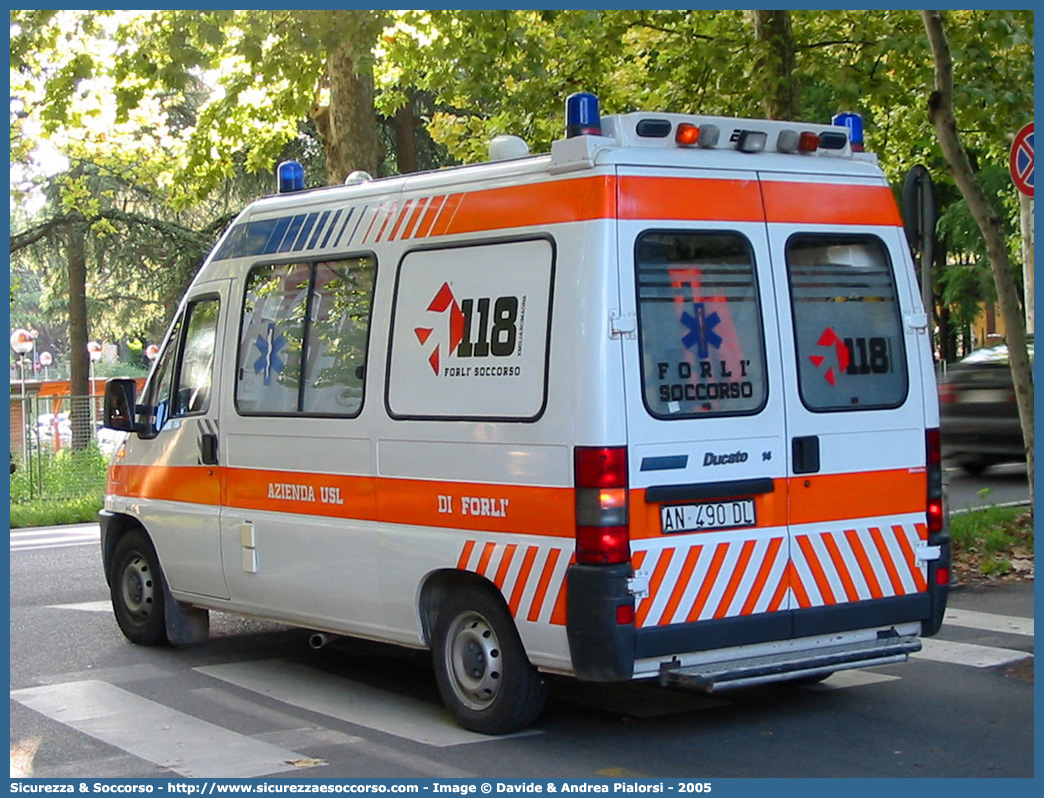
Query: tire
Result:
<box><xmin>959</xmin><ymin>460</ymin><xmax>988</xmax><ymax>477</ymax></box>
<box><xmin>431</xmin><ymin>587</ymin><xmax>547</xmax><ymax>735</ymax></box>
<box><xmin>109</xmin><ymin>529</ymin><xmax>169</xmax><ymax>646</ymax></box>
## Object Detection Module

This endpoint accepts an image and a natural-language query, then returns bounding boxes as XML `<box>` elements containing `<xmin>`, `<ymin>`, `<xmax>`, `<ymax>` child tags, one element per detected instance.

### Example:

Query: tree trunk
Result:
<box><xmin>65</xmin><ymin>219</ymin><xmax>93</xmax><ymax>451</ymax></box>
<box><xmin>923</xmin><ymin>10</ymin><xmax>1034</xmax><ymax>508</ymax></box>
<box><xmin>752</xmin><ymin>10</ymin><xmax>799</xmax><ymax>120</ymax></box>
<box><xmin>395</xmin><ymin>94</ymin><xmax>418</xmax><ymax>175</ymax></box>
<box><xmin>319</xmin><ymin>15</ymin><xmax>383</xmax><ymax>185</ymax></box>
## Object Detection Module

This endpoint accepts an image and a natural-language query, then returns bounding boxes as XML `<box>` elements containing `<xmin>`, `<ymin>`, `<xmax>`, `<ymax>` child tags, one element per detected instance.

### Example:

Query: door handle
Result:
<box><xmin>200</xmin><ymin>432</ymin><xmax>219</xmax><ymax>466</ymax></box>
<box><xmin>792</xmin><ymin>436</ymin><xmax>820</xmax><ymax>475</ymax></box>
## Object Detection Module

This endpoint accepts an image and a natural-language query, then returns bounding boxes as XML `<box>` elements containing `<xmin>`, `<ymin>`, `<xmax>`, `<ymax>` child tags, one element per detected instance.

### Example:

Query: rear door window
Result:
<box><xmin>636</xmin><ymin>231</ymin><xmax>768</xmax><ymax>418</ymax></box>
<box><xmin>786</xmin><ymin>235</ymin><xmax>908</xmax><ymax>411</ymax></box>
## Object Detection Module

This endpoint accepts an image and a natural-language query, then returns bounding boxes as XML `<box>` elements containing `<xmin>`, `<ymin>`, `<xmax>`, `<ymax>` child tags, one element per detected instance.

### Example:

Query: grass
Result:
<box><xmin>10</xmin><ymin>493</ymin><xmax>104</xmax><ymax>528</ymax></box>
<box><xmin>950</xmin><ymin>503</ymin><xmax>1034</xmax><ymax>581</ymax></box>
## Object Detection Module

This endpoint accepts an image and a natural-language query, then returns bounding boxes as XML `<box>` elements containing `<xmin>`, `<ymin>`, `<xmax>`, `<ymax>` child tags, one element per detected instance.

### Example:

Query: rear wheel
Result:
<box><xmin>109</xmin><ymin>529</ymin><xmax>168</xmax><ymax>646</ymax></box>
<box><xmin>432</xmin><ymin>587</ymin><xmax>546</xmax><ymax>735</ymax></box>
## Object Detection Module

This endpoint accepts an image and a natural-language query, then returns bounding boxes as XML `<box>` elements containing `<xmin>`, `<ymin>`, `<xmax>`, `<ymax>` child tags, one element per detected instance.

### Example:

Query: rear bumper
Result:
<box><xmin>658</xmin><ymin>633</ymin><xmax>921</xmax><ymax>691</ymax></box>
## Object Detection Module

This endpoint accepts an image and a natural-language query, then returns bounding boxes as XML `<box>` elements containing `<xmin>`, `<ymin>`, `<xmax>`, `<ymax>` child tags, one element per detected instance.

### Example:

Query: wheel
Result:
<box><xmin>431</xmin><ymin>587</ymin><xmax>547</xmax><ymax>735</ymax></box>
<box><xmin>109</xmin><ymin>529</ymin><xmax>169</xmax><ymax>646</ymax></box>
<box><xmin>958</xmin><ymin>460</ymin><xmax>988</xmax><ymax>477</ymax></box>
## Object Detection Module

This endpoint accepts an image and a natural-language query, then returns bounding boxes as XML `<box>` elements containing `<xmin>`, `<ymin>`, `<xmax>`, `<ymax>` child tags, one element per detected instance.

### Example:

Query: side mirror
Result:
<box><xmin>103</xmin><ymin>379</ymin><xmax>139</xmax><ymax>433</ymax></box>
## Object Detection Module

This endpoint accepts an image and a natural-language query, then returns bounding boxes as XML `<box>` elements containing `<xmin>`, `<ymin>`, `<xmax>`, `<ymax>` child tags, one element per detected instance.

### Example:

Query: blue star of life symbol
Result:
<box><xmin>681</xmin><ymin>302</ymin><xmax>723</xmax><ymax>358</ymax></box>
<box><xmin>253</xmin><ymin>322</ymin><xmax>286</xmax><ymax>386</ymax></box>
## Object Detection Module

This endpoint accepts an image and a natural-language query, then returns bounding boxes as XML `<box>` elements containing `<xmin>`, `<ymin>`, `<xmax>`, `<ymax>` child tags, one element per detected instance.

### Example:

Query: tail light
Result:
<box><xmin>937</xmin><ymin>382</ymin><xmax>957</xmax><ymax>404</ymax></box>
<box><xmin>926</xmin><ymin>428</ymin><xmax>944</xmax><ymax>534</ymax></box>
<box><xmin>574</xmin><ymin>446</ymin><xmax>630</xmax><ymax>564</ymax></box>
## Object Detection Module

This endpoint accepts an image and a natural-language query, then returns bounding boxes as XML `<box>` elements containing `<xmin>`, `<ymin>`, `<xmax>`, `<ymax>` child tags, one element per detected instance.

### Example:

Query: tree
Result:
<box><xmin>922</xmin><ymin>9</ymin><xmax>1033</xmax><ymax>507</ymax></box>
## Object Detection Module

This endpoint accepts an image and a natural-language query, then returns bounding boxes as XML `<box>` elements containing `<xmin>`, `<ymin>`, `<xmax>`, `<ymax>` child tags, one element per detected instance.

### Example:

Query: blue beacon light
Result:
<box><xmin>832</xmin><ymin>112</ymin><xmax>864</xmax><ymax>151</ymax></box>
<box><xmin>565</xmin><ymin>92</ymin><xmax>601</xmax><ymax>138</ymax></box>
<box><xmin>277</xmin><ymin>160</ymin><xmax>306</xmax><ymax>193</ymax></box>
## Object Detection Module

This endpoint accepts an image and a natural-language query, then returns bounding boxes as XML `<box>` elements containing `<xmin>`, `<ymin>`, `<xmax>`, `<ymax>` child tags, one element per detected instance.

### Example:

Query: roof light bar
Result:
<box><xmin>832</xmin><ymin>111</ymin><xmax>864</xmax><ymax>151</ymax></box>
<box><xmin>565</xmin><ymin>92</ymin><xmax>602</xmax><ymax>138</ymax></box>
<box><xmin>736</xmin><ymin>130</ymin><xmax>767</xmax><ymax>153</ymax></box>
<box><xmin>277</xmin><ymin>161</ymin><xmax>305</xmax><ymax>193</ymax></box>
<box><xmin>675</xmin><ymin>123</ymin><xmax>700</xmax><ymax>147</ymax></box>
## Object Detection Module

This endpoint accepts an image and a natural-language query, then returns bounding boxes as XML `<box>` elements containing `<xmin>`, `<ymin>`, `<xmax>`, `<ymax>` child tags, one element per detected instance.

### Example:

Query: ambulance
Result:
<box><xmin>100</xmin><ymin>92</ymin><xmax>949</xmax><ymax>735</ymax></box>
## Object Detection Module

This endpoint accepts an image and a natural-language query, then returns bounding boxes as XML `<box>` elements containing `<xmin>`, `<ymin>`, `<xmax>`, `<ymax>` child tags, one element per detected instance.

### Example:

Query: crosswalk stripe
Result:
<box><xmin>196</xmin><ymin>660</ymin><xmax>539</xmax><ymax>746</ymax></box>
<box><xmin>944</xmin><ymin>607</ymin><xmax>1033</xmax><ymax>637</ymax></box>
<box><xmin>802</xmin><ymin>669</ymin><xmax>901</xmax><ymax>690</ymax></box>
<box><xmin>49</xmin><ymin>601</ymin><xmax>112</xmax><ymax>613</ymax></box>
<box><xmin>914</xmin><ymin>638</ymin><xmax>1033</xmax><ymax>668</ymax></box>
<box><xmin>11</xmin><ymin>680</ymin><xmax>313</xmax><ymax>778</ymax></box>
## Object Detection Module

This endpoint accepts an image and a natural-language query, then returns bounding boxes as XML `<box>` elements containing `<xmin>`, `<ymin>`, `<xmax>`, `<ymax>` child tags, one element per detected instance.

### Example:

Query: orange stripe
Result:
<box><xmin>659</xmin><ymin>545</ymin><xmax>704</xmax><ymax>626</ymax></box>
<box><xmin>686</xmin><ymin>542</ymin><xmax>729</xmax><ymax>622</ymax></box>
<box><xmin>915</xmin><ymin>522</ymin><xmax>928</xmax><ymax>542</ymax></box>
<box><xmin>109</xmin><ymin>464</ymin><xmax>221</xmax><ymax>506</ymax></box>
<box><xmin>456</xmin><ymin>540</ymin><xmax>476</xmax><ymax>570</ymax></box>
<box><xmin>762</xmin><ymin>181</ymin><xmax>901</xmax><ymax>226</ymax></box>
<box><xmin>870</xmin><ymin>526</ymin><xmax>906</xmax><ymax>596</ymax></box>
<box><xmin>619</xmin><ymin>175</ymin><xmax>763</xmax><ymax>223</ymax></box>
<box><xmin>892</xmin><ymin>525</ymin><xmax>928</xmax><ymax>593</ymax></box>
<box><xmin>476</xmin><ymin>541</ymin><xmax>495</xmax><ymax>576</ymax></box>
<box><xmin>788</xmin><ymin>562</ymin><xmax>813</xmax><ymax>609</ymax></box>
<box><xmin>789</xmin><ymin>469</ymin><xmax>925</xmax><ymax>526</ymax></box>
<box><xmin>493</xmin><ymin>543</ymin><xmax>517</xmax><ymax>589</ymax></box>
<box><xmin>844</xmin><ymin>529</ymin><xmax>884</xmax><ymax>599</ymax></box>
<box><xmin>796</xmin><ymin>534</ymin><xmax>836</xmax><ymax>605</ymax></box>
<box><xmin>441</xmin><ymin>176</ymin><xmax>615</xmax><ymax>237</ymax></box>
<box><xmin>374</xmin><ymin>201</ymin><xmax>398</xmax><ymax>242</ymax></box>
<box><xmin>527</xmin><ymin>548</ymin><xmax>561</xmax><ymax>622</ymax></box>
<box><xmin>767</xmin><ymin>562</ymin><xmax>791</xmax><ymax>612</ymax></box>
<box><xmin>740</xmin><ymin>536</ymin><xmax>783</xmax><ymax>615</ymax></box>
<box><xmin>417</xmin><ymin>195</ymin><xmax>446</xmax><ymax>237</ymax></box>
<box><xmin>821</xmin><ymin>533</ymin><xmax>860</xmax><ymax>602</ymax></box>
<box><xmin>508</xmin><ymin>546</ymin><xmax>539</xmax><ymax>616</ymax></box>
<box><xmin>636</xmin><ymin>548</ymin><xmax>675</xmax><ymax>627</ymax></box>
<box><xmin>388</xmin><ymin>200</ymin><xmax>413</xmax><ymax>240</ymax></box>
<box><xmin>401</xmin><ymin>197</ymin><xmax>429</xmax><ymax>239</ymax></box>
<box><xmin>714</xmin><ymin>539</ymin><xmax>756</xmax><ymax>619</ymax></box>
<box><xmin>549</xmin><ymin>553</ymin><xmax>575</xmax><ymax>626</ymax></box>
<box><xmin>430</xmin><ymin>194</ymin><xmax>463</xmax><ymax>237</ymax></box>
<box><xmin>360</xmin><ymin>205</ymin><xmax>383</xmax><ymax>243</ymax></box>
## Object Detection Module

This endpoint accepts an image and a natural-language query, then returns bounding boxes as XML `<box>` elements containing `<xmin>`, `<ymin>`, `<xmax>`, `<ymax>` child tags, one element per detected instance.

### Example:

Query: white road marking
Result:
<box><xmin>802</xmin><ymin>669</ymin><xmax>901</xmax><ymax>690</ymax></box>
<box><xmin>914</xmin><ymin>638</ymin><xmax>1032</xmax><ymax>668</ymax></box>
<box><xmin>48</xmin><ymin>600</ymin><xmax>112</xmax><ymax>613</ymax></box>
<box><xmin>11</xmin><ymin>525</ymin><xmax>100</xmax><ymax>552</ymax></box>
<box><xmin>944</xmin><ymin>607</ymin><xmax>1033</xmax><ymax>637</ymax></box>
<box><xmin>11</xmin><ymin>680</ymin><xmax>312</xmax><ymax>778</ymax></box>
<box><xmin>196</xmin><ymin>659</ymin><xmax>539</xmax><ymax>746</ymax></box>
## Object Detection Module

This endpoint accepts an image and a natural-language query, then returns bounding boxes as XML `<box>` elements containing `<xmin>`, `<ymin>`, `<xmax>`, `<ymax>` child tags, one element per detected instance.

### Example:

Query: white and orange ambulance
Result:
<box><xmin>101</xmin><ymin>92</ymin><xmax>949</xmax><ymax>734</ymax></box>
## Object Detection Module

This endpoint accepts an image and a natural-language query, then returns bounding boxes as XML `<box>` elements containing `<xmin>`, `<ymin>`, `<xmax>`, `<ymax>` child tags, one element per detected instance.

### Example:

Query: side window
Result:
<box><xmin>173</xmin><ymin>298</ymin><xmax>220</xmax><ymax>416</ymax></box>
<box><xmin>144</xmin><ymin>316</ymin><xmax>182</xmax><ymax>432</ymax></box>
<box><xmin>786</xmin><ymin>235</ymin><xmax>908</xmax><ymax>411</ymax></box>
<box><xmin>636</xmin><ymin>231</ymin><xmax>767</xmax><ymax>418</ymax></box>
<box><xmin>236</xmin><ymin>256</ymin><xmax>376</xmax><ymax>416</ymax></box>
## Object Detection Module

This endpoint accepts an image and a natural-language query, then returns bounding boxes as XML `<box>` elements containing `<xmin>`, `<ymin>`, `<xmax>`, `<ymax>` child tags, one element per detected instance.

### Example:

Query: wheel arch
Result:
<box><xmin>100</xmin><ymin>511</ymin><xmax>151</xmax><ymax>587</ymax></box>
<box><xmin>418</xmin><ymin>568</ymin><xmax>507</xmax><ymax>648</ymax></box>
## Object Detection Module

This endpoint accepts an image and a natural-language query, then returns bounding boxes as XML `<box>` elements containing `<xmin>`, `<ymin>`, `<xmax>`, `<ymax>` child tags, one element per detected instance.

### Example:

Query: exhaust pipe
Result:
<box><xmin>308</xmin><ymin>632</ymin><xmax>338</xmax><ymax>650</ymax></box>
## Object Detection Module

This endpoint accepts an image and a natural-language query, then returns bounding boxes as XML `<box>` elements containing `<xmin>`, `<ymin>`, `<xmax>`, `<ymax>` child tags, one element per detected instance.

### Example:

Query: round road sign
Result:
<box><xmin>1010</xmin><ymin>122</ymin><xmax>1033</xmax><ymax>197</ymax></box>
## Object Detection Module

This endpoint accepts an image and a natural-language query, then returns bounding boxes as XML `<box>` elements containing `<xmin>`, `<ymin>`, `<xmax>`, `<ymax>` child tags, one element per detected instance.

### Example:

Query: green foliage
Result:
<box><xmin>951</xmin><ymin>506</ymin><xmax>1033</xmax><ymax>578</ymax></box>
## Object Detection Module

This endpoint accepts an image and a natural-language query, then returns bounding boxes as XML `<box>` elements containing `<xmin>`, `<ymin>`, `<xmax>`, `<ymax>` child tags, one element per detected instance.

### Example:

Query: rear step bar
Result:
<box><xmin>659</xmin><ymin>635</ymin><xmax>922</xmax><ymax>692</ymax></box>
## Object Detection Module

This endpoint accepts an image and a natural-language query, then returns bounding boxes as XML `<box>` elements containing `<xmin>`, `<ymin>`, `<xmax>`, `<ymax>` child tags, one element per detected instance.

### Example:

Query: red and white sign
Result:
<box><xmin>1010</xmin><ymin>122</ymin><xmax>1034</xmax><ymax>197</ymax></box>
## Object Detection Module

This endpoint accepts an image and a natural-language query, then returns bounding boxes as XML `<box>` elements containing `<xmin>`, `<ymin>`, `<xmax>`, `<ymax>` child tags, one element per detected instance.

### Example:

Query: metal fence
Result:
<box><xmin>9</xmin><ymin>393</ymin><xmax>114</xmax><ymax>502</ymax></box>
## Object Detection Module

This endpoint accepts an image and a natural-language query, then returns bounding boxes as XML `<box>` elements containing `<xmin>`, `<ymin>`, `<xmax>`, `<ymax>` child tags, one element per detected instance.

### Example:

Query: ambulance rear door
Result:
<box><xmin>760</xmin><ymin>171</ymin><xmax>932</xmax><ymax>639</ymax></box>
<box><xmin>616</xmin><ymin>166</ymin><xmax>794</xmax><ymax>658</ymax></box>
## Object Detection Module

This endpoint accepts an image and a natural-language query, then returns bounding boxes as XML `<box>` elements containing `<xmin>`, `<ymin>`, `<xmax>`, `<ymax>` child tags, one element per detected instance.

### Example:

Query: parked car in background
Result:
<box><xmin>938</xmin><ymin>338</ymin><xmax>1032</xmax><ymax>475</ymax></box>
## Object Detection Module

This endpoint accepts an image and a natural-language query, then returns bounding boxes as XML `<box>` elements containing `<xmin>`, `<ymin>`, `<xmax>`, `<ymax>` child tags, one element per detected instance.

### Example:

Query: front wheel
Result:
<box><xmin>109</xmin><ymin>529</ymin><xmax>168</xmax><ymax>646</ymax></box>
<box><xmin>432</xmin><ymin>587</ymin><xmax>547</xmax><ymax>735</ymax></box>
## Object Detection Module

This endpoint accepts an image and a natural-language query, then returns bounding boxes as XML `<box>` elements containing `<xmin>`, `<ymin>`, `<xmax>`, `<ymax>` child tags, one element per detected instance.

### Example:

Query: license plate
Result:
<box><xmin>660</xmin><ymin>499</ymin><xmax>757</xmax><ymax>534</ymax></box>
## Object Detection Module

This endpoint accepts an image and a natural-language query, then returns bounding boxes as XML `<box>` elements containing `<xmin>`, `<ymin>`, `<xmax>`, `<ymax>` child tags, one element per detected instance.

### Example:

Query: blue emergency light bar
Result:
<box><xmin>277</xmin><ymin>160</ymin><xmax>306</xmax><ymax>193</ymax></box>
<box><xmin>832</xmin><ymin>112</ymin><xmax>864</xmax><ymax>151</ymax></box>
<box><xmin>566</xmin><ymin>92</ymin><xmax>601</xmax><ymax>138</ymax></box>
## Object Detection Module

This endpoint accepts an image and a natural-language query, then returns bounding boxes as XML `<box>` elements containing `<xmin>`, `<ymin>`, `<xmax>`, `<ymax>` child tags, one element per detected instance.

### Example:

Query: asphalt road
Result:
<box><xmin>945</xmin><ymin>461</ymin><xmax>1031</xmax><ymax>512</ymax></box>
<box><xmin>9</xmin><ymin>524</ymin><xmax>1034</xmax><ymax>783</ymax></box>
